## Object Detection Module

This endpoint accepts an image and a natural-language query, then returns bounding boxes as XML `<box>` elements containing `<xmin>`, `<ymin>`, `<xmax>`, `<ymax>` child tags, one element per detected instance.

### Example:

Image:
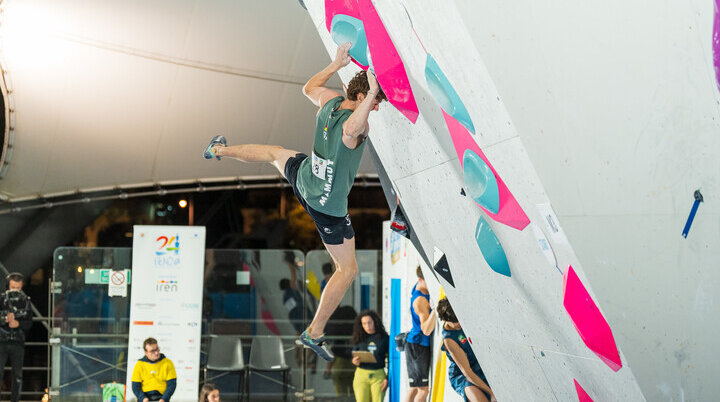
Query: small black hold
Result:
<box><xmin>460</xmin><ymin>188</ymin><xmax>466</xmax><ymax>196</ymax></box>
<box><xmin>540</xmin><ymin>351</ymin><xmax>545</xmax><ymax>357</ymax></box>
<box><xmin>433</xmin><ymin>254</ymin><xmax>455</xmax><ymax>287</ymax></box>
<box><xmin>694</xmin><ymin>189</ymin><xmax>704</xmax><ymax>203</ymax></box>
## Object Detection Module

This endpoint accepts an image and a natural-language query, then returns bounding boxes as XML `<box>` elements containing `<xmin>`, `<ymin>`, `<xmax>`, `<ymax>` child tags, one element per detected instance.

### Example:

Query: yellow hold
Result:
<box><xmin>430</xmin><ymin>286</ymin><xmax>447</xmax><ymax>402</ymax></box>
<box><xmin>431</xmin><ymin>350</ymin><xmax>448</xmax><ymax>401</ymax></box>
<box><xmin>305</xmin><ymin>270</ymin><xmax>322</xmax><ymax>300</ymax></box>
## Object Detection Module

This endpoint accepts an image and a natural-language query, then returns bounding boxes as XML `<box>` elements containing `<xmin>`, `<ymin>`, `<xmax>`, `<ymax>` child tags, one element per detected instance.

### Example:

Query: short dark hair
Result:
<box><xmin>416</xmin><ymin>266</ymin><xmax>424</xmax><ymax>280</ymax></box>
<box><xmin>279</xmin><ymin>278</ymin><xmax>290</xmax><ymax>291</ymax></box>
<box><xmin>6</xmin><ymin>273</ymin><xmax>23</xmax><ymax>283</ymax></box>
<box><xmin>143</xmin><ymin>337</ymin><xmax>158</xmax><ymax>352</ymax></box>
<box><xmin>346</xmin><ymin>70</ymin><xmax>387</xmax><ymax>102</ymax></box>
<box><xmin>322</xmin><ymin>263</ymin><xmax>333</xmax><ymax>276</ymax></box>
<box><xmin>436</xmin><ymin>298</ymin><xmax>458</xmax><ymax>323</ymax></box>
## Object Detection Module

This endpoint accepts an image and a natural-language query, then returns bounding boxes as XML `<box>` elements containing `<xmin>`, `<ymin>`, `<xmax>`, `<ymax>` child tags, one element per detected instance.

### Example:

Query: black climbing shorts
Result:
<box><xmin>406</xmin><ymin>342</ymin><xmax>432</xmax><ymax>388</ymax></box>
<box><xmin>284</xmin><ymin>153</ymin><xmax>355</xmax><ymax>245</ymax></box>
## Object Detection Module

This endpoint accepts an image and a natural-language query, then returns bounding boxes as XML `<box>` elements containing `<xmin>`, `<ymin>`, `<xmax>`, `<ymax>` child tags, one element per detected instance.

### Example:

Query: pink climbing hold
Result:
<box><xmin>357</xmin><ymin>0</ymin><xmax>419</xmax><ymax>123</ymax></box>
<box><xmin>563</xmin><ymin>265</ymin><xmax>622</xmax><ymax>372</ymax></box>
<box><xmin>325</xmin><ymin>0</ymin><xmax>361</xmax><ymax>33</ymax></box>
<box><xmin>713</xmin><ymin>0</ymin><xmax>720</xmax><ymax>91</ymax></box>
<box><xmin>573</xmin><ymin>379</ymin><xmax>594</xmax><ymax>402</ymax></box>
<box><xmin>443</xmin><ymin>110</ymin><xmax>530</xmax><ymax>230</ymax></box>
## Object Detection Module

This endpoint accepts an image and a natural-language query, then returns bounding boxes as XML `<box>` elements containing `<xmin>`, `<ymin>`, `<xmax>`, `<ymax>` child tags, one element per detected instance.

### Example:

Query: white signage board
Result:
<box><xmin>126</xmin><ymin>226</ymin><xmax>206</xmax><ymax>401</ymax></box>
<box><xmin>536</xmin><ymin>203</ymin><xmax>569</xmax><ymax>245</ymax></box>
<box><xmin>108</xmin><ymin>269</ymin><xmax>128</xmax><ymax>297</ymax></box>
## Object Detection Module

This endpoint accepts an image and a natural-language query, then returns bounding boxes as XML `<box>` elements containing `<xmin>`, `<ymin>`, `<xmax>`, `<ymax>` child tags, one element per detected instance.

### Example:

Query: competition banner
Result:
<box><xmin>126</xmin><ymin>226</ymin><xmax>206</xmax><ymax>401</ymax></box>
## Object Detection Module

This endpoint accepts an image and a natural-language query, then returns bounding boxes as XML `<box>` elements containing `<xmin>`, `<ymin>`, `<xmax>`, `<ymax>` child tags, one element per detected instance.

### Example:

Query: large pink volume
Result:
<box><xmin>357</xmin><ymin>0</ymin><xmax>419</xmax><ymax>123</ymax></box>
<box><xmin>563</xmin><ymin>265</ymin><xmax>622</xmax><ymax>372</ymax></box>
<box><xmin>573</xmin><ymin>379</ymin><xmax>594</xmax><ymax>402</ymax></box>
<box><xmin>444</xmin><ymin>110</ymin><xmax>530</xmax><ymax>230</ymax></box>
<box><xmin>325</xmin><ymin>0</ymin><xmax>361</xmax><ymax>33</ymax></box>
<box><xmin>714</xmin><ymin>0</ymin><xmax>720</xmax><ymax>90</ymax></box>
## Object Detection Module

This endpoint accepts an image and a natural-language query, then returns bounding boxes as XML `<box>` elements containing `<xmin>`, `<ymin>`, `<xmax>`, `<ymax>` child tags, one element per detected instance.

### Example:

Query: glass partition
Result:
<box><xmin>51</xmin><ymin>247</ymin><xmax>380</xmax><ymax>401</ymax></box>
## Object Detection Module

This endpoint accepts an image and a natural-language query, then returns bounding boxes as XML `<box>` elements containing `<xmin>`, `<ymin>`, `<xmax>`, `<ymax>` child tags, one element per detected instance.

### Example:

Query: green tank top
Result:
<box><xmin>297</xmin><ymin>96</ymin><xmax>366</xmax><ymax>217</ymax></box>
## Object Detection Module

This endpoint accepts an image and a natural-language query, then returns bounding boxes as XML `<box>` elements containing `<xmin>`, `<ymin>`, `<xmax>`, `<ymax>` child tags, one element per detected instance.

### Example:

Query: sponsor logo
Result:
<box><xmin>156</xmin><ymin>235</ymin><xmax>179</xmax><ymax>255</ymax></box>
<box><xmin>135</xmin><ymin>303</ymin><xmax>156</xmax><ymax>309</ymax></box>
<box><xmin>181</xmin><ymin>303</ymin><xmax>200</xmax><ymax>309</ymax></box>
<box><xmin>154</xmin><ymin>234</ymin><xmax>181</xmax><ymax>267</ymax></box>
<box><xmin>187</xmin><ymin>322</ymin><xmax>198</xmax><ymax>327</ymax></box>
<box><xmin>157</xmin><ymin>321</ymin><xmax>180</xmax><ymax>327</ymax></box>
<box><xmin>323</xmin><ymin>227</ymin><xmax>332</xmax><ymax>234</ymax></box>
<box><xmin>133</xmin><ymin>321</ymin><xmax>154</xmax><ymax>326</ymax></box>
<box><xmin>318</xmin><ymin>160</ymin><xmax>335</xmax><ymax>206</ymax></box>
<box><xmin>156</xmin><ymin>279</ymin><xmax>178</xmax><ymax>293</ymax></box>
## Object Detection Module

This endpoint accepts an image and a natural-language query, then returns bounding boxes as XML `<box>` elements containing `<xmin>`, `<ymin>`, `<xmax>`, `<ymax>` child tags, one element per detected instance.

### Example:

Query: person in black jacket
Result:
<box><xmin>0</xmin><ymin>273</ymin><xmax>32</xmax><ymax>402</ymax></box>
<box><xmin>351</xmin><ymin>310</ymin><xmax>389</xmax><ymax>402</ymax></box>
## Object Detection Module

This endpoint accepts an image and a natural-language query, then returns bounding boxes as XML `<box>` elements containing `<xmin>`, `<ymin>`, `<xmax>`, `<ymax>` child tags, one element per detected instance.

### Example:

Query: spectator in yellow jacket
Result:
<box><xmin>131</xmin><ymin>338</ymin><xmax>177</xmax><ymax>402</ymax></box>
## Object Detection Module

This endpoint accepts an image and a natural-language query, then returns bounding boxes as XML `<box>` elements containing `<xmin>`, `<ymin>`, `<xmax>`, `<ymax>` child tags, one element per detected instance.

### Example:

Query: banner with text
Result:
<box><xmin>126</xmin><ymin>225</ymin><xmax>206</xmax><ymax>401</ymax></box>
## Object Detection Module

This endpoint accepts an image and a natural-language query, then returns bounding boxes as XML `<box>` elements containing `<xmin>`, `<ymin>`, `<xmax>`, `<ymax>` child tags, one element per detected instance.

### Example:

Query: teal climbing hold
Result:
<box><xmin>474</xmin><ymin>216</ymin><xmax>511</xmax><ymax>277</ymax></box>
<box><xmin>463</xmin><ymin>149</ymin><xmax>500</xmax><ymax>214</ymax></box>
<box><xmin>424</xmin><ymin>54</ymin><xmax>475</xmax><ymax>134</ymax></box>
<box><xmin>330</xmin><ymin>14</ymin><xmax>370</xmax><ymax>67</ymax></box>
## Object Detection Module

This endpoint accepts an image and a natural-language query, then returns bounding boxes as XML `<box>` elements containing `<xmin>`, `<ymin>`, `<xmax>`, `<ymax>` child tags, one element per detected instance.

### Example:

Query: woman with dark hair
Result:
<box><xmin>350</xmin><ymin>310</ymin><xmax>389</xmax><ymax>402</ymax></box>
<box><xmin>198</xmin><ymin>383</ymin><xmax>220</xmax><ymax>402</ymax></box>
<box><xmin>436</xmin><ymin>298</ymin><xmax>497</xmax><ymax>402</ymax></box>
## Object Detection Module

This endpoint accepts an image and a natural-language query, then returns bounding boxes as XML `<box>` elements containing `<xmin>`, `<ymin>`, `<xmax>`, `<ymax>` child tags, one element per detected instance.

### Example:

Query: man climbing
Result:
<box><xmin>203</xmin><ymin>42</ymin><xmax>386</xmax><ymax>360</ymax></box>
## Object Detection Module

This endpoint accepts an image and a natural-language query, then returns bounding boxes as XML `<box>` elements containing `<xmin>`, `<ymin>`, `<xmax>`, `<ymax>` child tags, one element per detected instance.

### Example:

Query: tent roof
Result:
<box><xmin>0</xmin><ymin>0</ymin><xmax>375</xmax><ymax>202</ymax></box>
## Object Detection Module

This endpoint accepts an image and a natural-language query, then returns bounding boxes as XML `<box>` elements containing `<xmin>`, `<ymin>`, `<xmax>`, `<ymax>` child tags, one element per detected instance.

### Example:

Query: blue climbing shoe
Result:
<box><xmin>203</xmin><ymin>135</ymin><xmax>227</xmax><ymax>160</ymax></box>
<box><xmin>299</xmin><ymin>330</ymin><xmax>334</xmax><ymax>361</ymax></box>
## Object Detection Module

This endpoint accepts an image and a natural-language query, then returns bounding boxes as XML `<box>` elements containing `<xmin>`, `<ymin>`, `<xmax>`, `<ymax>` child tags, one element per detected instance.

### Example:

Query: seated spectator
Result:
<box><xmin>131</xmin><ymin>338</ymin><xmax>177</xmax><ymax>402</ymax></box>
<box><xmin>351</xmin><ymin>310</ymin><xmax>389</xmax><ymax>402</ymax></box>
<box><xmin>436</xmin><ymin>298</ymin><xmax>496</xmax><ymax>402</ymax></box>
<box><xmin>199</xmin><ymin>383</ymin><xmax>220</xmax><ymax>402</ymax></box>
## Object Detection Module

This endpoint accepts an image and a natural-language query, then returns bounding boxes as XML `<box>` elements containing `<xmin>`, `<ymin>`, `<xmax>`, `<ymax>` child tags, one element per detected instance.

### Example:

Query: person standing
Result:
<box><xmin>405</xmin><ymin>266</ymin><xmax>436</xmax><ymax>401</ymax></box>
<box><xmin>0</xmin><ymin>273</ymin><xmax>32</xmax><ymax>402</ymax></box>
<box><xmin>351</xmin><ymin>310</ymin><xmax>389</xmax><ymax>402</ymax></box>
<box><xmin>203</xmin><ymin>42</ymin><xmax>386</xmax><ymax>360</ymax></box>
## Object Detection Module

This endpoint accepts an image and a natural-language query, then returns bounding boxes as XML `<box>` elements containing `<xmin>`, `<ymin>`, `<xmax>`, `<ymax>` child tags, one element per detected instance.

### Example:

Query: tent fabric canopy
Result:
<box><xmin>0</xmin><ymin>0</ymin><xmax>375</xmax><ymax>202</ymax></box>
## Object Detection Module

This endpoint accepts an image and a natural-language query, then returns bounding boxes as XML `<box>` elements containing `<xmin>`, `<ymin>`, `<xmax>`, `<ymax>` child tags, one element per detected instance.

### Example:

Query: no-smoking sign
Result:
<box><xmin>109</xmin><ymin>270</ymin><xmax>128</xmax><ymax>297</ymax></box>
<box><xmin>111</xmin><ymin>271</ymin><xmax>126</xmax><ymax>285</ymax></box>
